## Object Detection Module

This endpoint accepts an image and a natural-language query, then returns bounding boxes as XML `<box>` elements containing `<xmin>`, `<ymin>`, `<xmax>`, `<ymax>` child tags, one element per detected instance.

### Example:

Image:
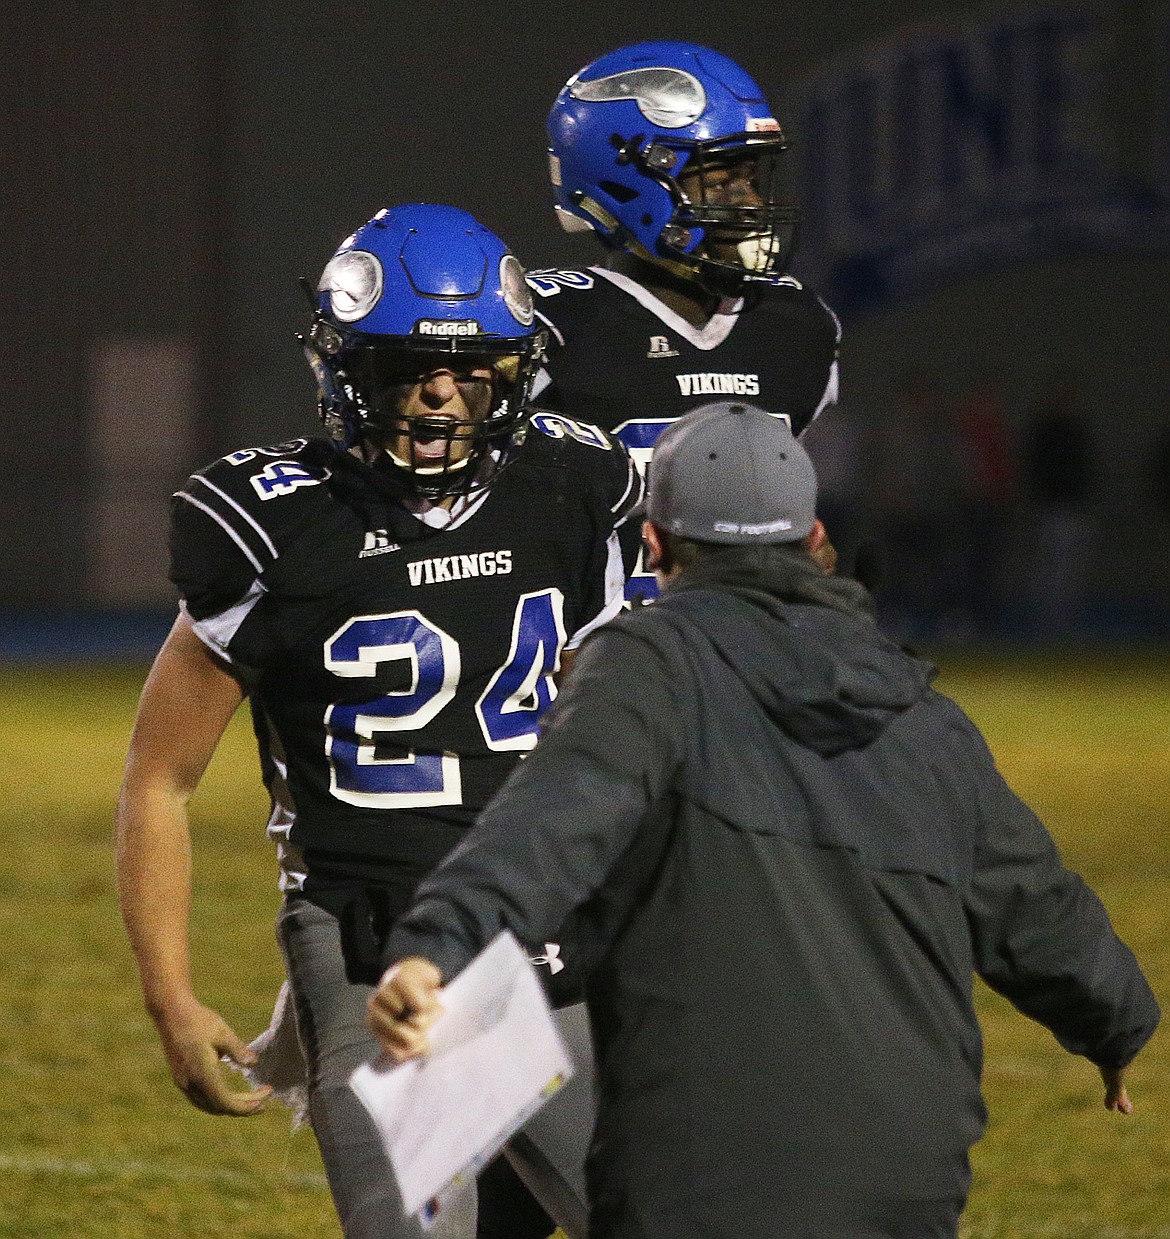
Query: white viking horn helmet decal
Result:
<box><xmin>570</xmin><ymin>66</ymin><xmax>707</xmax><ymax>129</ymax></box>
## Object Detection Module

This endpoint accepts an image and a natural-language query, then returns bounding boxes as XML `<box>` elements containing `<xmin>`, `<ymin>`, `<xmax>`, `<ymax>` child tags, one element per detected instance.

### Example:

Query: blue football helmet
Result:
<box><xmin>547</xmin><ymin>42</ymin><xmax>800</xmax><ymax>295</ymax></box>
<box><xmin>302</xmin><ymin>203</ymin><xmax>545</xmax><ymax>498</ymax></box>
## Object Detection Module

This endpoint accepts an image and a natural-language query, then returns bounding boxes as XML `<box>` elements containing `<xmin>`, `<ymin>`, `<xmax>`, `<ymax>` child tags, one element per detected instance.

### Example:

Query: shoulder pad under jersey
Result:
<box><xmin>172</xmin><ymin>437</ymin><xmax>333</xmax><ymax>578</ymax></box>
<box><xmin>522</xmin><ymin>411</ymin><xmax>643</xmax><ymax>522</ymax></box>
<box><xmin>525</xmin><ymin>268</ymin><xmax>598</xmax><ymax>299</ymax></box>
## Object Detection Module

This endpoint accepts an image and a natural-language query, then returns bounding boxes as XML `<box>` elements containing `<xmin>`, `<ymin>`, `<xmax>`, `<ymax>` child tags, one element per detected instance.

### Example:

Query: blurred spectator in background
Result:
<box><xmin>802</xmin><ymin>401</ymin><xmax>868</xmax><ymax>576</ymax></box>
<box><xmin>1147</xmin><ymin>423</ymin><xmax>1170</xmax><ymax>518</ymax></box>
<box><xmin>1023</xmin><ymin>377</ymin><xmax>1094</xmax><ymax>637</ymax></box>
<box><xmin>872</xmin><ymin>369</ymin><xmax>968</xmax><ymax>637</ymax></box>
<box><xmin>953</xmin><ymin>375</ymin><xmax>1018</xmax><ymax>634</ymax></box>
<box><xmin>1144</xmin><ymin>423</ymin><xmax>1170</xmax><ymax>632</ymax></box>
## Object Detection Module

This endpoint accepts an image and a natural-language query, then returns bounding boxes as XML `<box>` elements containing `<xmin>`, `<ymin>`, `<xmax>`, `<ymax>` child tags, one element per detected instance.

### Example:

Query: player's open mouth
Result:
<box><xmin>408</xmin><ymin>422</ymin><xmax>477</xmax><ymax>472</ymax></box>
<box><xmin>412</xmin><ymin>434</ymin><xmax>469</xmax><ymax>463</ymax></box>
<box><xmin>413</xmin><ymin>437</ymin><xmax>449</xmax><ymax>458</ymax></box>
<box><xmin>382</xmin><ymin>414</ymin><xmax>479</xmax><ymax>474</ymax></box>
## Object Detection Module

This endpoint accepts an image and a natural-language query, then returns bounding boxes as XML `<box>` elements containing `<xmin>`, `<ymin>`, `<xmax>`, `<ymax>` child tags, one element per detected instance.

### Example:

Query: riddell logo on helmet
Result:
<box><xmin>414</xmin><ymin>319</ymin><xmax>481</xmax><ymax>336</ymax></box>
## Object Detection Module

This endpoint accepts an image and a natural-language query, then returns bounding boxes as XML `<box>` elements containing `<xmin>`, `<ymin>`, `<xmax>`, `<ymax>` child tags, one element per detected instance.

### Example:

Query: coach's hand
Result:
<box><xmin>1100</xmin><ymin>1065</ymin><xmax>1133</xmax><ymax>1114</ymax></box>
<box><xmin>367</xmin><ymin>958</ymin><xmax>443</xmax><ymax>1061</ymax></box>
<box><xmin>154</xmin><ymin>996</ymin><xmax>272</xmax><ymax>1116</ymax></box>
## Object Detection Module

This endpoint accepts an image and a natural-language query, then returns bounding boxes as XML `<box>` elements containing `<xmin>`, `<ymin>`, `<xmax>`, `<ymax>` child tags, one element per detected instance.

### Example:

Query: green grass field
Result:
<box><xmin>0</xmin><ymin>654</ymin><xmax>1166</xmax><ymax>1238</ymax></box>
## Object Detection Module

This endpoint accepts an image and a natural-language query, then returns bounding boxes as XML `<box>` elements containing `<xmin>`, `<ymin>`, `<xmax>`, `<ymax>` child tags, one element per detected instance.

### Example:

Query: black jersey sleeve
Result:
<box><xmin>527</xmin><ymin>267</ymin><xmax>605</xmax><ymax>413</ymax></box>
<box><xmin>170</xmin><ymin>479</ymin><xmax>268</xmax><ymax>622</ymax></box>
<box><xmin>590</xmin><ymin>421</ymin><xmax>645</xmax><ymax>611</ymax></box>
<box><xmin>759</xmin><ymin>283</ymin><xmax>841</xmax><ymax>437</ymax></box>
<box><xmin>526</xmin><ymin>408</ymin><xmax>644</xmax><ymax>527</ymax></box>
<box><xmin>602</xmin><ymin>425</ymin><xmax>646</xmax><ymax>585</ymax></box>
<box><xmin>525</xmin><ymin>410</ymin><xmax>644</xmax><ymax>645</ymax></box>
<box><xmin>602</xmin><ymin>429</ymin><xmax>645</xmax><ymax>529</ymax></box>
<box><xmin>168</xmin><ymin>439</ymin><xmax>328</xmax><ymax>654</ymax></box>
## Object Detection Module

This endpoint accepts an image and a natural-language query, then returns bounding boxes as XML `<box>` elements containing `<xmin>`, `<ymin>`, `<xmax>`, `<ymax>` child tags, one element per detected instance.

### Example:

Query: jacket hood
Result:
<box><xmin>664</xmin><ymin>546</ymin><xmax>935</xmax><ymax>756</ymax></box>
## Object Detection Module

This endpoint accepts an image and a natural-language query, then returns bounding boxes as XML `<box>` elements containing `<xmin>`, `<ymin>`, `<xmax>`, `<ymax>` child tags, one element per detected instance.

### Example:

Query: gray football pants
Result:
<box><xmin>277</xmin><ymin>896</ymin><xmax>593</xmax><ymax>1239</ymax></box>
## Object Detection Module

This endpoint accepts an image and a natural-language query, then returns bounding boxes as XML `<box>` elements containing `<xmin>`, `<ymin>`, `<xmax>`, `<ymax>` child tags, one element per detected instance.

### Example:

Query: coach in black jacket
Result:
<box><xmin>369</xmin><ymin>402</ymin><xmax>1158</xmax><ymax>1239</ymax></box>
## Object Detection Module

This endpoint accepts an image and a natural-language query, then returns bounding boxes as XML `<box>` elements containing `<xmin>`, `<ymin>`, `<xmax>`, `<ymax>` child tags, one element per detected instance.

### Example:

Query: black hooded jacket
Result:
<box><xmin>388</xmin><ymin>547</ymin><xmax>1158</xmax><ymax>1239</ymax></box>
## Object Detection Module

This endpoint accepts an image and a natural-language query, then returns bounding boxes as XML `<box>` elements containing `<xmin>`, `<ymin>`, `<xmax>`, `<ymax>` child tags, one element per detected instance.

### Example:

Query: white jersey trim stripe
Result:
<box><xmin>397</xmin><ymin>451</ymin><xmax>497</xmax><ymax>531</ymax></box>
<box><xmin>530</xmin><ymin>367</ymin><xmax>553</xmax><ymax>399</ymax></box>
<box><xmin>174</xmin><ymin>491</ymin><xmax>266</xmax><ymax>573</ymax></box>
<box><xmin>611</xmin><ymin>456</ymin><xmax>643</xmax><ymax>517</ymax></box>
<box><xmin>591</xmin><ymin>267</ymin><xmax>743</xmax><ymax>350</ymax></box>
<box><xmin>819</xmin><ymin>293</ymin><xmax>844</xmax><ymax>344</ymax></box>
<box><xmin>565</xmin><ymin>529</ymin><xmax>626</xmax><ymax>649</ymax></box>
<box><xmin>533</xmin><ymin>310</ymin><xmax>565</xmax><ymax>349</ymax></box>
<box><xmin>184</xmin><ymin>578</ymin><xmax>268</xmax><ymax>661</ymax></box>
<box><xmin>192</xmin><ymin>474</ymin><xmax>280</xmax><ymax>559</ymax></box>
<box><xmin>444</xmin><ymin>487</ymin><xmax>491</xmax><ymax>530</ymax></box>
<box><xmin>814</xmin><ymin>359</ymin><xmax>840</xmax><ymax>419</ymax></box>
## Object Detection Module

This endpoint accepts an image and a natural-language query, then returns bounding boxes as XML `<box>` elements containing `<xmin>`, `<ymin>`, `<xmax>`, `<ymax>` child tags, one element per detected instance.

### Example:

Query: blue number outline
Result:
<box><xmin>530</xmin><ymin>412</ymin><xmax>612</xmax><ymax>451</ymax></box>
<box><xmin>323</xmin><ymin>610</ymin><xmax>462</xmax><ymax>808</ymax></box>
<box><xmin>476</xmin><ymin>589</ymin><xmax>567</xmax><ymax>752</ymax></box>
<box><xmin>251</xmin><ymin>460</ymin><xmax>330</xmax><ymax>501</ymax></box>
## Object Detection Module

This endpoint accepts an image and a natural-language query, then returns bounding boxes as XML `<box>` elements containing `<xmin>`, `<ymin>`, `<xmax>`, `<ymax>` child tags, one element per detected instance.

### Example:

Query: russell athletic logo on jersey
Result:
<box><xmin>646</xmin><ymin>335</ymin><xmax>680</xmax><ymax>359</ymax></box>
<box><xmin>407</xmin><ymin>550</ymin><xmax>513</xmax><ymax>587</ymax></box>
<box><xmin>359</xmin><ymin>529</ymin><xmax>401</xmax><ymax>559</ymax></box>
<box><xmin>676</xmin><ymin>373</ymin><xmax>761</xmax><ymax>397</ymax></box>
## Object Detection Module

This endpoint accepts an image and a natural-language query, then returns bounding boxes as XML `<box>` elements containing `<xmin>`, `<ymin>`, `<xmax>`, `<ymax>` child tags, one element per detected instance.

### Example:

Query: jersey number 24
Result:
<box><xmin>322</xmin><ymin>590</ymin><xmax>565</xmax><ymax>808</ymax></box>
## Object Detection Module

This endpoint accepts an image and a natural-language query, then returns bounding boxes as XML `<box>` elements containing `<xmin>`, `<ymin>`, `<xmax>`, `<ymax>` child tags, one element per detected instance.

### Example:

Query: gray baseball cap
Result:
<box><xmin>646</xmin><ymin>401</ymin><xmax>817</xmax><ymax>544</ymax></box>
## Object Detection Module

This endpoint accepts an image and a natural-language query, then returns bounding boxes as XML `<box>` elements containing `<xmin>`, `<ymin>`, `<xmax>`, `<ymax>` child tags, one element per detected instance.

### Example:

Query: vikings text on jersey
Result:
<box><xmin>528</xmin><ymin>266</ymin><xmax>840</xmax><ymax>468</ymax></box>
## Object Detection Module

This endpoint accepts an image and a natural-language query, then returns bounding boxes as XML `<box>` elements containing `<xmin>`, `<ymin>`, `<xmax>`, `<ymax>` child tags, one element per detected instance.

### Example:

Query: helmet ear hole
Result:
<box><xmin>311</xmin><ymin>321</ymin><xmax>344</xmax><ymax>355</ymax></box>
<box><xmin>599</xmin><ymin>180</ymin><xmax>639</xmax><ymax>204</ymax></box>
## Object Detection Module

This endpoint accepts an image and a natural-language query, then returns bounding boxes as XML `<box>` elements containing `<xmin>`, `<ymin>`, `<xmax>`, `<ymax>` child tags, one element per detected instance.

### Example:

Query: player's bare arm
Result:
<box><xmin>115</xmin><ymin>610</ymin><xmax>271</xmax><ymax>1117</ymax></box>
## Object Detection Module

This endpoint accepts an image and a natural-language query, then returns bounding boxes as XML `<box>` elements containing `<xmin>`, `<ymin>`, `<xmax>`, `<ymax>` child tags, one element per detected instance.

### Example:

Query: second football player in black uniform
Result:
<box><xmin>530</xmin><ymin>42</ymin><xmax>840</xmax><ymax>597</ymax></box>
<box><xmin>116</xmin><ymin>205</ymin><xmax>641</xmax><ymax>1239</ymax></box>
<box><xmin>531</xmin><ymin>41</ymin><xmax>840</xmax><ymax>600</ymax></box>
<box><xmin>534</xmin><ymin>40</ymin><xmax>839</xmax><ymax>449</ymax></box>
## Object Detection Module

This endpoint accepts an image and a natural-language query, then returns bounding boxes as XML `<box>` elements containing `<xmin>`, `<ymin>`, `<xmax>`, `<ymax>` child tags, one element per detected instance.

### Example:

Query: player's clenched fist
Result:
<box><xmin>367</xmin><ymin>958</ymin><xmax>444</xmax><ymax>1062</ymax></box>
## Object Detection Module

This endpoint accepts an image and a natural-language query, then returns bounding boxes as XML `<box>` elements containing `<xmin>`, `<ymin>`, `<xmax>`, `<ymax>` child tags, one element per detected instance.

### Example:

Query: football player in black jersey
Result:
<box><xmin>116</xmin><ymin>204</ymin><xmax>642</xmax><ymax>1239</ymax></box>
<box><xmin>530</xmin><ymin>41</ymin><xmax>841</xmax><ymax>597</ymax></box>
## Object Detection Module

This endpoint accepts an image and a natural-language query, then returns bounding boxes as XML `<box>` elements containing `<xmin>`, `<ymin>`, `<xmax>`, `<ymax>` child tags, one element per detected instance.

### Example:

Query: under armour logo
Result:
<box><xmin>530</xmin><ymin>943</ymin><xmax>565</xmax><ymax>975</ymax></box>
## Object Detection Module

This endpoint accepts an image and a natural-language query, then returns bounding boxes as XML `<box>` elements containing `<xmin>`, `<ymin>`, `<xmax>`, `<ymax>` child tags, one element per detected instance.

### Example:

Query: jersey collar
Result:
<box><xmin>591</xmin><ymin>267</ymin><xmax>744</xmax><ymax>351</ymax></box>
<box><xmin>399</xmin><ymin>449</ymin><xmax>501</xmax><ymax>530</ymax></box>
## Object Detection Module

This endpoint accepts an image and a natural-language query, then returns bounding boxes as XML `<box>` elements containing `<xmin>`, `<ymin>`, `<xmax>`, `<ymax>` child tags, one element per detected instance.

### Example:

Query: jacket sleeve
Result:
<box><xmin>385</xmin><ymin>622</ymin><xmax>683</xmax><ymax>982</ymax></box>
<box><xmin>958</xmin><ymin>715</ymin><xmax>1159</xmax><ymax>1068</ymax></box>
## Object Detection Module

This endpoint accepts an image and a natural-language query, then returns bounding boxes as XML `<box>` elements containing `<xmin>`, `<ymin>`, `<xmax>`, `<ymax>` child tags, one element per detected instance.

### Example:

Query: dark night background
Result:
<box><xmin>3</xmin><ymin>0</ymin><xmax>1168</xmax><ymax>644</ymax></box>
